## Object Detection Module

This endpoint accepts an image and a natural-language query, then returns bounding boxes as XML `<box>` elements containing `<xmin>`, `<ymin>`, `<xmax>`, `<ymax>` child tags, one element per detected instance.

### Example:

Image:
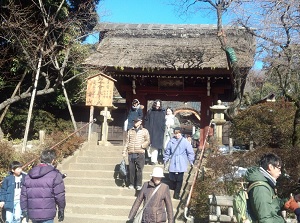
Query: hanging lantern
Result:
<box><xmin>225</xmin><ymin>47</ymin><xmax>238</xmax><ymax>63</ymax></box>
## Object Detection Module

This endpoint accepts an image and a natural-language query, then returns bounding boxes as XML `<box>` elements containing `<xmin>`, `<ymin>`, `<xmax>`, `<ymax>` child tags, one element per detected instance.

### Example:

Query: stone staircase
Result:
<box><xmin>56</xmin><ymin>140</ymin><xmax>196</xmax><ymax>223</ymax></box>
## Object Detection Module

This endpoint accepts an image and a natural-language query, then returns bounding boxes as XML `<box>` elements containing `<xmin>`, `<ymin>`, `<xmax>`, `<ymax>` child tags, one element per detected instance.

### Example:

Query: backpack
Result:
<box><xmin>233</xmin><ymin>181</ymin><xmax>272</xmax><ymax>223</ymax></box>
<box><xmin>119</xmin><ymin>159</ymin><xmax>127</xmax><ymax>177</ymax></box>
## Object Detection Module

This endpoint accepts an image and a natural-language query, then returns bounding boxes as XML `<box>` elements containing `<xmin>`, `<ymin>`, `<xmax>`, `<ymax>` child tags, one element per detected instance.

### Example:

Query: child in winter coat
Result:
<box><xmin>0</xmin><ymin>161</ymin><xmax>26</xmax><ymax>223</ymax></box>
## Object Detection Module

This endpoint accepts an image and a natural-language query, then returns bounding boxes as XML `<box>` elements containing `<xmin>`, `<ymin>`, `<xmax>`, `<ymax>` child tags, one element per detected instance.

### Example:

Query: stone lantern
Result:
<box><xmin>210</xmin><ymin>100</ymin><xmax>227</xmax><ymax>145</ymax></box>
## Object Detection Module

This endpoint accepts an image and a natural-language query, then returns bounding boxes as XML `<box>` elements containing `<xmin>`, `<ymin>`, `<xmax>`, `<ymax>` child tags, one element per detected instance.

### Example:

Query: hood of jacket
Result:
<box><xmin>245</xmin><ymin>166</ymin><xmax>268</xmax><ymax>183</ymax></box>
<box><xmin>28</xmin><ymin>163</ymin><xmax>55</xmax><ymax>179</ymax></box>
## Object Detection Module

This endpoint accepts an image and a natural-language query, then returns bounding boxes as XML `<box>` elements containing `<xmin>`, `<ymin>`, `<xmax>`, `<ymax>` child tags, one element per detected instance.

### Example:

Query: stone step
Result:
<box><xmin>54</xmin><ymin>212</ymin><xmax>129</xmax><ymax>223</ymax></box>
<box><xmin>67</xmin><ymin>162</ymin><xmax>166</xmax><ymax>171</ymax></box>
<box><xmin>76</xmin><ymin>156</ymin><xmax>123</xmax><ymax>164</ymax></box>
<box><xmin>64</xmin><ymin>176</ymin><xmax>191</xmax><ymax>190</ymax></box>
<box><xmin>66</xmin><ymin>193</ymin><xmax>135</xmax><ymax>206</ymax></box>
<box><xmin>57</xmin><ymin>142</ymin><xmax>193</xmax><ymax>223</ymax></box>
<box><xmin>65</xmin><ymin>185</ymin><xmax>186</xmax><ymax>198</ymax></box>
<box><xmin>82</xmin><ymin>147</ymin><xmax>123</xmax><ymax>156</ymax></box>
<box><xmin>75</xmin><ymin>156</ymin><xmax>160</xmax><ymax>165</ymax></box>
<box><xmin>64</xmin><ymin>197</ymin><xmax>180</xmax><ymax>215</ymax></box>
<box><xmin>54</xmin><ymin>213</ymin><xmax>186</xmax><ymax>223</ymax></box>
<box><xmin>65</xmin><ymin>203</ymin><xmax>130</xmax><ymax>216</ymax></box>
<box><xmin>63</xmin><ymin>170</ymin><xmax>164</xmax><ymax>180</ymax></box>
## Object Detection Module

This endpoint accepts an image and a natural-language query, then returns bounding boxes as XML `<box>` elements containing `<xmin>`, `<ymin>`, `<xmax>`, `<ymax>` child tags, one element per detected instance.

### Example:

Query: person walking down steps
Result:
<box><xmin>164</xmin><ymin>127</ymin><xmax>195</xmax><ymax>200</ymax></box>
<box><xmin>144</xmin><ymin>99</ymin><xmax>165</xmax><ymax>165</ymax></box>
<box><xmin>125</xmin><ymin>99</ymin><xmax>144</xmax><ymax>131</ymax></box>
<box><xmin>128</xmin><ymin>167</ymin><xmax>174</xmax><ymax>223</ymax></box>
<box><xmin>123</xmin><ymin>117</ymin><xmax>150</xmax><ymax>190</ymax></box>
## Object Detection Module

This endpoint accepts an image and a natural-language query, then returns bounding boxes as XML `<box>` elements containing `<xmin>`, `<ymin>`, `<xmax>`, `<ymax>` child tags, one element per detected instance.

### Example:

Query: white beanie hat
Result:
<box><xmin>150</xmin><ymin>167</ymin><xmax>165</xmax><ymax>178</ymax></box>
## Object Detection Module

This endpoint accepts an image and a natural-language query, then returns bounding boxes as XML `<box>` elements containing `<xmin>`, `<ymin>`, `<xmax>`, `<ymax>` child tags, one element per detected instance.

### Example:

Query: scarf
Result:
<box><xmin>259</xmin><ymin>166</ymin><xmax>277</xmax><ymax>187</ymax></box>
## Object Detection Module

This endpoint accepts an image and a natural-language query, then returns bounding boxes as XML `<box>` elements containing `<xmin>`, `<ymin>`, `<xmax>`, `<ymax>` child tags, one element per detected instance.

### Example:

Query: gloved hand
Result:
<box><xmin>58</xmin><ymin>210</ymin><xmax>64</xmax><ymax>222</ymax></box>
<box><xmin>286</xmin><ymin>195</ymin><xmax>300</xmax><ymax>221</ymax></box>
<box><xmin>289</xmin><ymin>200</ymin><xmax>299</xmax><ymax>211</ymax></box>
<box><xmin>62</xmin><ymin>173</ymin><xmax>67</xmax><ymax>179</ymax></box>
<box><xmin>284</xmin><ymin>196</ymin><xmax>295</xmax><ymax>209</ymax></box>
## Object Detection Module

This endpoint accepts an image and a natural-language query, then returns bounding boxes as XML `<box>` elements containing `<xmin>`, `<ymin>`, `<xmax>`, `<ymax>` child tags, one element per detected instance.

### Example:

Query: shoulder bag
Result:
<box><xmin>164</xmin><ymin>137</ymin><xmax>183</xmax><ymax>171</ymax></box>
<box><xmin>133</xmin><ymin>184</ymin><xmax>161</xmax><ymax>223</ymax></box>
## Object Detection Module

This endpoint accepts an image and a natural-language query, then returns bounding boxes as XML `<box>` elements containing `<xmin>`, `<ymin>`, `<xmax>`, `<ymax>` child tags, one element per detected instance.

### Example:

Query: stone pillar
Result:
<box><xmin>99</xmin><ymin>107</ymin><xmax>113</xmax><ymax>146</ymax></box>
<box><xmin>39</xmin><ymin>130</ymin><xmax>46</xmax><ymax>145</ymax></box>
<box><xmin>210</xmin><ymin>100</ymin><xmax>227</xmax><ymax>146</ymax></box>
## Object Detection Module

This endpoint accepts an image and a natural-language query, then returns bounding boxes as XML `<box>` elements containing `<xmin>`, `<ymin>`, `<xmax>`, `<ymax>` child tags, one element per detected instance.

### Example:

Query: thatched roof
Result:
<box><xmin>85</xmin><ymin>23</ymin><xmax>256</xmax><ymax>70</ymax></box>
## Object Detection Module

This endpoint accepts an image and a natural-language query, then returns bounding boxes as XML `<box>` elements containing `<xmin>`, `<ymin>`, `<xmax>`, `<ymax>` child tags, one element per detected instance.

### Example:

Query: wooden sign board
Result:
<box><xmin>85</xmin><ymin>74</ymin><xmax>115</xmax><ymax>107</ymax></box>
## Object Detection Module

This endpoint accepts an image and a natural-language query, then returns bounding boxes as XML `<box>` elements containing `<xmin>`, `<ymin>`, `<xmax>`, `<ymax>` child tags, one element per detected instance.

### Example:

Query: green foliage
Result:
<box><xmin>230</xmin><ymin>101</ymin><xmax>295</xmax><ymax>148</ymax></box>
<box><xmin>2</xmin><ymin>108</ymin><xmax>73</xmax><ymax>140</ymax></box>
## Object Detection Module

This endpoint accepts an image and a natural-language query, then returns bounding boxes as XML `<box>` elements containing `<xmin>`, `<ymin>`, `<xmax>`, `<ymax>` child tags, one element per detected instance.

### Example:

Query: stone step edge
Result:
<box><xmin>63</xmin><ymin>212</ymin><xmax>127</xmax><ymax>220</ymax></box>
<box><xmin>66</xmin><ymin>203</ymin><xmax>132</xmax><ymax>209</ymax></box>
<box><xmin>66</xmin><ymin>203</ymin><xmax>181</xmax><ymax>210</ymax></box>
<box><xmin>66</xmin><ymin>192</ymin><xmax>187</xmax><ymax>199</ymax></box>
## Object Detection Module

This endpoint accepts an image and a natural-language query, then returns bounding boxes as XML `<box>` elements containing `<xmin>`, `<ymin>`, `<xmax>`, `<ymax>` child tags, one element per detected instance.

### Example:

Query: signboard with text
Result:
<box><xmin>85</xmin><ymin>74</ymin><xmax>115</xmax><ymax>107</ymax></box>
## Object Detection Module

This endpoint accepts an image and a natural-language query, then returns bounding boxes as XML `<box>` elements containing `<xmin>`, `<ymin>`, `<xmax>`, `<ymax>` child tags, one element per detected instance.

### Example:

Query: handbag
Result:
<box><xmin>133</xmin><ymin>209</ymin><xmax>143</xmax><ymax>223</ymax></box>
<box><xmin>133</xmin><ymin>184</ymin><xmax>161</xmax><ymax>223</ymax></box>
<box><xmin>164</xmin><ymin>137</ymin><xmax>183</xmax><ymax>171</ymax></box>
<box><xmin>124</xmin><ymin>119</ymin><xmax>128</xmax><ymax>131</ymax></box>
<box><xmin>119</xmin><ymin>158</ymin><xmax>127</xmax><ymax>177</ymax></box>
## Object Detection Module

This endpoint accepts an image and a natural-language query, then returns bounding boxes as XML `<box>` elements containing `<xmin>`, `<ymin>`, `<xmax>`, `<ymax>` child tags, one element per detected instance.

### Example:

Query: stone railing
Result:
<box><xmin>209</xmin><ymin>195</ymin><xmax>237</xmax><ymax>222</ymax></box>
<box><xmin>209</xmin><ymin>194</ymin><xmax>297</xmax><ymax>223</ymax></box>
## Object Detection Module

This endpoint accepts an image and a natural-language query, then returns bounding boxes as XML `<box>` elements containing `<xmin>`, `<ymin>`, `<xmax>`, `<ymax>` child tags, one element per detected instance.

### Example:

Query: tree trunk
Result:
<box><xmin>22</xmin><ymin>51</ymin><xmax>43</xmax><ymax>152</ymax></box>
<box><xmin>0</xmin><ymin>72</ymin><xmax>26</xmax><ymax>124</ymax></box>
<box><xmin>55</xmin><ymin>47</ymin><xmax>78</xmax><ymax>133</ymax></box>
<box><xmin>61</xmin><ymin>81</ymin><xmax>78</xmax><ymax>133</ymax></box>
<box><xmin>292</xmin><ymin>105</ymin><xmax>300</xmax><ymax>148</ymax></box>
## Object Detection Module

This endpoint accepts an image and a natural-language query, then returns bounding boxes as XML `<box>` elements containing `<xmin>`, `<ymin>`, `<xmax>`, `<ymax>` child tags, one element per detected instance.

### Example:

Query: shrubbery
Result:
<box><xmin>230</xmin><ymin>100</ymin><xmax>295</xmax><ymax>148</ymax></box>
<box><xmin>2</xmin><ymin>108</ymin><xmax>73</xmax><ymax>140</ymax></box>
<box><xmin>0</xmin><ymin>132</ymin><xmax>84</xmax><ymax>182</ymax></box>
<box><xmin>191</xmin><ymin>147</ymin><xmax>300</xmax><ymax>221</ymax></box>
<box><xmin>191</xmin><ymin>101</ymin><xmax>300</xmax><ymax>222</ymax></box>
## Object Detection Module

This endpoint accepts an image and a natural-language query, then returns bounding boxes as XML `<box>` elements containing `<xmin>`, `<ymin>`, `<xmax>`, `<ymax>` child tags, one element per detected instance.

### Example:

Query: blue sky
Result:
<box><xmin>98</xmin><ymin>0</ymin><xmax>216</xmax><ymax>24</ymax></box>
<box><xmin>86</xmin><ymin>0</ymin><xmax>262</xmax><ymax>69</ymax></box>
<box><xmin>85</xmin><ymin>0</ymin><xmax>219</xmax><ymax>43</ymax></box>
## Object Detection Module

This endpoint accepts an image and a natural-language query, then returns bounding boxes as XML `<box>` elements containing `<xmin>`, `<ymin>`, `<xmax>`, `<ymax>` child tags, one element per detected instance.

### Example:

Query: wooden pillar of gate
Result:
<box><xmin>200</xmin><ymin>97</ymin><xmax>213</xmax><ymax>149</ymax></box>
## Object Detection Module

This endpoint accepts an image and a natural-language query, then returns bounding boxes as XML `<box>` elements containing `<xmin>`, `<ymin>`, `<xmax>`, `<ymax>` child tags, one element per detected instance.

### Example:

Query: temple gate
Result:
<box><xmin>84</xmin><ymin>23</ymin><xmax>255</xmax><ymax>146</ymax></box>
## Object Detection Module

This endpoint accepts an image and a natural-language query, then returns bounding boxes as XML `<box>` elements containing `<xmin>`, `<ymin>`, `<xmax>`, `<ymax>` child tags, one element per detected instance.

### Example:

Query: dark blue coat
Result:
<box><xmin>20</xmin><ymin>164</ymin><xmax>65</xmax><ymax>221</ymax></box>
<box><xmin>144</xmin><ymin>108</ymin><xmax>166</xmax><ymax>149</ymax></box>
<box><xmin>0</xmin><ymin>172</ymin><xmax>26</xmax><ymax>211</ymax></box>
<box><xmin>127</xmin><ymin>106</ymin><xmax>143</xmax><ymax>130</ymax></box>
